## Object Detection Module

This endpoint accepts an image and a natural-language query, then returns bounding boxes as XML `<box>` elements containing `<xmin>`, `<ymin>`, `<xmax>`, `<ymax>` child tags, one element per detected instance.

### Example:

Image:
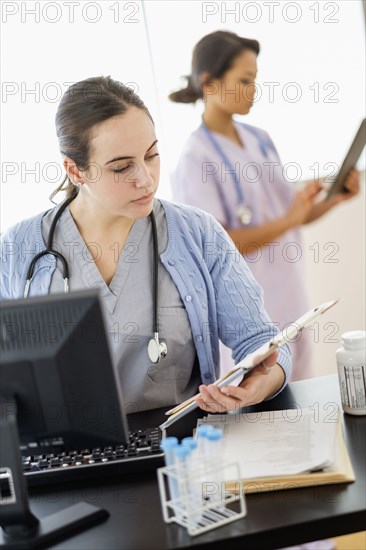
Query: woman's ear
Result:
<box><xmin>199</xmin><ymin>71</ymin><xmax>211</xmax><ymax>87</ymax></box>
<box><xmin>63</xmin><ymin>157</ymin><xmax>84</xmax><ymax>186</ymax></box>
<box><xmin>200</xmin><ymin>72</ymin><xmax>220</xmax><ymax>99</ymax></box>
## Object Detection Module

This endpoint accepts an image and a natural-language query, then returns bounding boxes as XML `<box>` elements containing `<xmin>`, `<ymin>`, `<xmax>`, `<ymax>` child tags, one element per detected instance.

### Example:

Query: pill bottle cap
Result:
<box><xmin>341</xmin><ymin>330</ymin><xmax>366</xmax><ymax>350</ymax></box>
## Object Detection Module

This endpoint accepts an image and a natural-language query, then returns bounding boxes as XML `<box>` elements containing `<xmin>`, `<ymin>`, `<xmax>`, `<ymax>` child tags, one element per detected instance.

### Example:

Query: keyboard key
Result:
<box><xmin>51</xmin><ymin>438</ymin><xmax>64</xmax><ymax>446</ymax></box>
<box><xmin>92</xmin><ymin>452</ymin><xmax>102</xmax><ymax>462</ymax></box>
<box><xmin>127</xmin><ymin>448</ymin><xmax>137</xmax><ymax>456</ymax></box>
<box><xmin>33</xmin><ymin>454</ymin><xmax>43</xmax><ymax>461</ymax></box>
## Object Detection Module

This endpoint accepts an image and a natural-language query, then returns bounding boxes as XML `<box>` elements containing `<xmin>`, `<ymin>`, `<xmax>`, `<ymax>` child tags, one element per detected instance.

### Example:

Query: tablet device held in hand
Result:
<box><xmin>326</xmin><ymin>118</ymin><xmax>365</xmax><ymax>199</ymax></box>
<box><xmin>160</xmin><ymin>299</ymin><xmax>339</xmax><ymax>431</ymax></box>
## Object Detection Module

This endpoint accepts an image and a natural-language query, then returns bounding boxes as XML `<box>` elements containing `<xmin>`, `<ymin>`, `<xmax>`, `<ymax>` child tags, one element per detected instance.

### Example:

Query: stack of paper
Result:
<box><xmin>197</xmin><ymin>408</ymin><xmax>355</xmax><ymax>493</ymax></box>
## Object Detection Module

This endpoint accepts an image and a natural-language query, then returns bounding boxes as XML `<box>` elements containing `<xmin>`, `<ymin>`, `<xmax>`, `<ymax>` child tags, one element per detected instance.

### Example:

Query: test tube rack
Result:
<box><xmin>157</xmin><ymin>458</ymin><xmax>246</xmax><ymax>536</ymax></box>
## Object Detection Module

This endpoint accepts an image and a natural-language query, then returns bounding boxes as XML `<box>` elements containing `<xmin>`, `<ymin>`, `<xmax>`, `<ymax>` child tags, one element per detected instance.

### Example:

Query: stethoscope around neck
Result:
<box><xmin>24</xmin><ymin>195</ymin><xmax>168</xmax><ymax>364</ymax></box>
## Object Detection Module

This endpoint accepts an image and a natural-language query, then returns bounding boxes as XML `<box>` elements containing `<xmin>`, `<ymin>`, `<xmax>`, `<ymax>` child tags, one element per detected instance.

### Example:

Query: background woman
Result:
<box><xmin>170</xmin><ymin>30</ymin><xmax>359</xmax><ymax>381</ymax></box>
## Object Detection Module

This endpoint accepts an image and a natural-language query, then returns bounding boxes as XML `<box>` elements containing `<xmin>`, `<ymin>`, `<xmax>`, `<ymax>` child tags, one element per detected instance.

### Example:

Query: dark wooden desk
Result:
<box><xmin>22</xmin><ymin>375</ymin><xmax>366</xmax><ymax>549</ymax></box>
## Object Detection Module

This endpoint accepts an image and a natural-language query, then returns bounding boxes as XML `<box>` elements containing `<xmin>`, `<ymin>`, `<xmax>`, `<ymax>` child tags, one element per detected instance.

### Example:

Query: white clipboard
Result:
<box><xmin>160</xmin><ymin>299</ymin><xmax>338</xmax><ymax>431</ymax></box>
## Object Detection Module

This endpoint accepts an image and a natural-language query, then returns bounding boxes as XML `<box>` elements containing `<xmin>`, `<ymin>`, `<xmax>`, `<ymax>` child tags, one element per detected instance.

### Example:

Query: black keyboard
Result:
<box><xmin>21</xmin><ymin>427</ymin><xmax>164</xmax><ymax>487</ymax></box>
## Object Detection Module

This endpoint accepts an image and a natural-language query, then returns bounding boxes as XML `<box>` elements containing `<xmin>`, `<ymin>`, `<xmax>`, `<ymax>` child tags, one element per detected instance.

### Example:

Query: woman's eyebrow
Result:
<box><xmin>241</xmin><ymin>71</ymin><xmax>257</xmax><ymax>78</ymax></box>
<box><xmin>105</xmin><ymin>140</ymin><xmax>158</xmax><ymax>165</ymax></box>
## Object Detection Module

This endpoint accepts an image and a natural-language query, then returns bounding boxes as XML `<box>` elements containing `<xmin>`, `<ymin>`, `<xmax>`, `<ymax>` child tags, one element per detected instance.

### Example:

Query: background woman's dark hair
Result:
<box><xmin>51</xmin><ymin>76</ymin><xmax>150</xmax><ymax>202</ymax></box>
<box><xmin>169</xmin><ymin>31</ymin><xmax>260</xmax><ymax>104</ymax></box>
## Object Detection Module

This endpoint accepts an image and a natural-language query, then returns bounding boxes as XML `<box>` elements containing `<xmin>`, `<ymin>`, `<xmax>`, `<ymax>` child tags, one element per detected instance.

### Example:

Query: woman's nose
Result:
<box><xmin>134</xmin><ymin>163</ymin><xmax>154</xmax><ymax>189</ymax></box>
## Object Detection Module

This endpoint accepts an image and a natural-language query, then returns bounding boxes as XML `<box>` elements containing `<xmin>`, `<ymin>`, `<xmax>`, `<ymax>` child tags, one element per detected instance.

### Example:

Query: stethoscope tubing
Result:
<box><xmin>201</xmin><ymin>121</ymin><xmax>278</xmax><ymax>226</ymax></box>
<box><xmin>23</xmin><ymin>196</ymin><xmax>166</xmax><ymax>362</ymax></box>
<box><xmin>24</xmin><ymin>196</ymin><xmax>75</xmax><ymax>298</ymax></box>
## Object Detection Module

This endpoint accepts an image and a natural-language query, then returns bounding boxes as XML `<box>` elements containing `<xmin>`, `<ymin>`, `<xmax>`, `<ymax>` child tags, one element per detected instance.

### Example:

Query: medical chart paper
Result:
<box><xmin>197</xmin><ymin>408</ymin><xmax>340</xmax><ymax>479</ymax></box>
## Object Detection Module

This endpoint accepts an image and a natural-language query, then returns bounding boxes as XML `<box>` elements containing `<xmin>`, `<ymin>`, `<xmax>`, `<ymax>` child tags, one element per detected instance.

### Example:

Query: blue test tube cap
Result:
<box><xmin>174</xmin><ymin>445</ymin><xmax>191</xmax><ymax>460</ymax></box>
<box><xmin>181</xmin><ymin>437</ymin><xmax>198</xmax><ymax>450</ymax></box>
<box><xmin>196</xmin><ymin>424</ymin><xmax>214</xmax><ymax>437</ymax></box>
<box><xmin>160</xmin><ymin>436</ymin><xmax>179</xmax><ymax>452</ymax></box>
<box><xmin>206</xmin><ymin>428</ymin><xmax>223</xmax><ymax>441</ymax></box>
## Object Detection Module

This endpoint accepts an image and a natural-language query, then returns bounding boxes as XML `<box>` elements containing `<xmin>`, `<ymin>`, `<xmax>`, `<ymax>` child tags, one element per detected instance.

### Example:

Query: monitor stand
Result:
<box><xmin>0</xmin><ymin>397</ymin><xmax>109</xmax><ymax>549</ymax></box>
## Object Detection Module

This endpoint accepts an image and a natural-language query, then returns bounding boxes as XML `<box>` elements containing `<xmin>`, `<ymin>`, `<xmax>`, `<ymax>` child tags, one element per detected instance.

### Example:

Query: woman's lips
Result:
<box><xmin>132</xmin><ymin>192</ymin><xmax>154</xmax><ymax>205</ymax></box>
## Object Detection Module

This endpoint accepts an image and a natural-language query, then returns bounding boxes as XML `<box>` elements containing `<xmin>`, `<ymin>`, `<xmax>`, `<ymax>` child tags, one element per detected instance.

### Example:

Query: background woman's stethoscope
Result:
<box><xmin>24</xmin><ymin>195</ymin><xmax>168</xmax><ymax>364</ymax></box>
<box><xmin>202</xmin><ymin>121</ymin><xmax>278</xmax><ymax>226</ymax></box>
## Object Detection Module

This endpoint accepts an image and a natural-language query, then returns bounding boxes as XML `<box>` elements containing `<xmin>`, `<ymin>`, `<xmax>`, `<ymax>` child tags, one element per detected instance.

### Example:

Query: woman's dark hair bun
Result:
<box><xmin>169</xmin><ymin>76</ymin><xmax>202</xmax><ymax>104</ymax></box>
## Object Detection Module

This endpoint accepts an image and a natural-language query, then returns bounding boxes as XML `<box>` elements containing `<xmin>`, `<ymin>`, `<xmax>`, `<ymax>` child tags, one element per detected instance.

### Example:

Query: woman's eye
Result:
<box><xmin>146</xmin><ymin>153</ymin><xmax>159</xmax><ymax>161</ymax></box>
<box><xmin>113</xmin><ymin>165</ymin><xmax>131</xmax><ymax>173</ymax></box>
<box><xmin>241</xmin><ymin>80</ymin><xmax>252</xmax><ymax>86</ymax></box>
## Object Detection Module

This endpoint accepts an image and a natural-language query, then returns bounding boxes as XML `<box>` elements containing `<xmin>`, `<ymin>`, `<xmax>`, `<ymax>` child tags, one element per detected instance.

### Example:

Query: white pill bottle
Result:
<box><xmin>336</xmin><ymin>330</ymin><xmax>366</xmax><ymax>415</ymax></box>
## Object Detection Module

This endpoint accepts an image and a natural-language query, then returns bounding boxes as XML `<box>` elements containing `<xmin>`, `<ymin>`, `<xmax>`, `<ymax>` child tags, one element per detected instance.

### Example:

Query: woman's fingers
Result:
<box><xmin>196</xmin><ymin>384</ymin><xmax>242</xmax><ymax>413</ymax></box>
<box><xmin>334</xmin><ymin>169</ymin><xmax>360</xmax><ymax>203</ymax></box>
<box><xmin>344</xmin><ymin>169</ymin><xmax>360</xmax><ymax>194</ymax></box>
<box><xmin>262</xmin><ymin>350</ymin><xmax>278</xmax><ymax>369</ymax></box>
<box><xmin>195</xmin><ymin>353</ymin><xmax>281</xmax><ymax>413</ymax></box>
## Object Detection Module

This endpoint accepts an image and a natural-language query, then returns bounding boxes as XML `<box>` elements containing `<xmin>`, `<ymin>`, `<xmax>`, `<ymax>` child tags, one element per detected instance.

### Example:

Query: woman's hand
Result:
<box><xmin>328</xmin><ymin>168</ymin><xmax>360</xmax><ymax>205</ymax></box>
<box><xmin>303</xmin><ymin>169</ymin><xmax>361</xmax><ymax>223</ymax></box>
<box><xmin>285</xmin><ymin>181</ymin><xmax>322</xmax><ymax>227</ymax></box>
<box><xmin>195</xmin><ymin>351</ymin><xmax>285</xmax><ymax>413</ymax></box>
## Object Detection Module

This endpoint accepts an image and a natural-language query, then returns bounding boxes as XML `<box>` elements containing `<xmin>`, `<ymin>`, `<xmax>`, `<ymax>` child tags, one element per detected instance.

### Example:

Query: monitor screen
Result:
<box><xmin>0</xmin><ymin>290</ymin><xmax>129</xmax><ymax>451</ymax></box>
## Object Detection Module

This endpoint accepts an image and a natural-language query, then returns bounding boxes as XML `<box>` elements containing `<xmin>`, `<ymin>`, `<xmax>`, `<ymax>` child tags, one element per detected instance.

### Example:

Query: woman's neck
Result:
<box><xmin>203</xmin><ymin>105</ymin><xmax>243</xmax><ymax>147</ymax></box>
<box><xmin>69</xmin><ymin>194</ymin><xmax>134</xmax><ymax>243</ymax></box>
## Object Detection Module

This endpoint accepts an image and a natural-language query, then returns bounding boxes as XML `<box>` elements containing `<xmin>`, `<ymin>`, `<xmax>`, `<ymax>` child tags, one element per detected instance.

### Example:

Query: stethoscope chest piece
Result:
<box><xmin>236</xmin><ymin>203</ymin><xmax>252</xmax><ymax>225</ymax></box>
<box><xmin>148</xmin><ymin>334</ymin><xmax>168</xmax><ymax>364</ymax></box>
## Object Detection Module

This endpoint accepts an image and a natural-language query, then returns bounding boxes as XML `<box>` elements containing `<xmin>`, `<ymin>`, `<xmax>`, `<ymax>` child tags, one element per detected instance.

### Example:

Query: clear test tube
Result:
<box><xmin>181</xmin><ymin>437</ymin><xmax>201</xmax><ymax>512</ymax></box>
<box><xmin>160</xmin><ymin>437</ymin><xmax>179</xmax><ymax>507</ymax></box>
<box><xmin>181</xmin><ymin>437</ymin><xmax>198</xmax><ymax>456</ymax></box>
<box><xmin>160</xmin><ymin>436</ymin><xmax>179</xmax><ymax>466</ymax></box>
<box><xmin>196</xmin><ymin>424</ymin><xmax>214</xmax><ymax>463</ymax></box>
<box><xmin>195</xmin><ymin>425</ymin><xmax>215</xmax><ymax>506</ymax></box>
<box><xmin>173</xmin><ymin>445</ymin><xmax>191</xmax><ymax>521</ymax></box>
<box><xmin>205</xmin><ymin>428</ymin><xmax>224</xmax><ymax>504</ymax></box>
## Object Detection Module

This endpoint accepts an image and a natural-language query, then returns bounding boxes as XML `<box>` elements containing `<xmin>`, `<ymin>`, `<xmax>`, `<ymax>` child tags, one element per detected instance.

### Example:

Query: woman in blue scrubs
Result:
<box><xmin>0</xmin><ymin>76</ymin><xmax>291</xmax><ymax>415</ymax></box>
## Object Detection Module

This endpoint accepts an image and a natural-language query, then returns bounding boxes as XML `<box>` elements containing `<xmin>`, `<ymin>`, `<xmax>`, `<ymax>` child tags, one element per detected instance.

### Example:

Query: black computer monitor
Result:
<box><xmin>0</xmin><ymin>289</ymin><xmax>129</xmax><ymax>451</ymax></box>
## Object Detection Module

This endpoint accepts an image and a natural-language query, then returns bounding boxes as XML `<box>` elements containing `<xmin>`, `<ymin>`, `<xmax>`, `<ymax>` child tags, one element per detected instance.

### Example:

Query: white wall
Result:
<box><xmin>302</xmin><ymin>170</ymin><xmax>366</xmax><ymax>377</ymax></box>
<box><xmin>2</xmin><ymin>1</ymin><xmax>365</xmax><ymax>230</ymax></box>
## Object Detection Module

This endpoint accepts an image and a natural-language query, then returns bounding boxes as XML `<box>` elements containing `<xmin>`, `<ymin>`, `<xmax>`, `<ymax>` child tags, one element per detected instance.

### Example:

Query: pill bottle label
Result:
<box><xmin>337</xmin><ymin>364</ymin><xmax>366</xmax><ymax>410</ymax></box>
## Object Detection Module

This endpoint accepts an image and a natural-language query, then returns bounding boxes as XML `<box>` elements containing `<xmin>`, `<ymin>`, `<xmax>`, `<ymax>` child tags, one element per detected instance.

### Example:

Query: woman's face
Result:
<box><xmin>204</xmin><ymin>50</ymin><xmax>258</xmax><ymax>116</ymax></box>
<box><xmin>76</xmin><ymin>107</ymin><xmax>160</xmax><ymax>220</ymax></box>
